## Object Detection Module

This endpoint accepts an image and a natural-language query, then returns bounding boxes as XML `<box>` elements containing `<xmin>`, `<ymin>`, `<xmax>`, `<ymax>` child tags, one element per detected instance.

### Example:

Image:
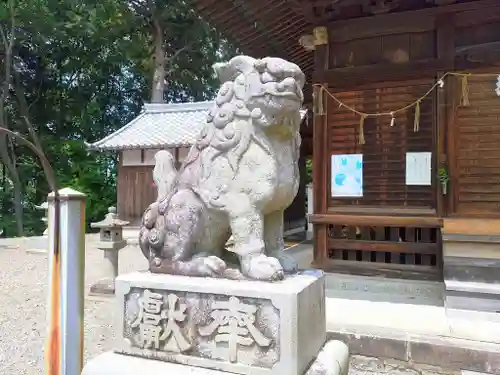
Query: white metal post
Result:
<box><xmin>47</xmin><ymin>187</ymin><xmax>86</xmax><ymax>375</ymax></box>
<box><xmin>307</xmin><ymin>183</ymin><xmax>314</xmax><ymax>238</ymax></box>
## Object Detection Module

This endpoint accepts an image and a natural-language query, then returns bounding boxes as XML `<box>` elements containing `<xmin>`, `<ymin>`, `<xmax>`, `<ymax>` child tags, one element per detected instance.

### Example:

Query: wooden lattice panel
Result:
<box><xmin>328</xmin><ymin>224</ymin><xmax>439</xmax><ymax>266</ymax></box>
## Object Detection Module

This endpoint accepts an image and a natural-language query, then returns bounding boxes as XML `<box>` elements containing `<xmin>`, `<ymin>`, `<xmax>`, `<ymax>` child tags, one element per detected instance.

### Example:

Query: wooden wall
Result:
<box><xmin>310</xmin><ymin>1</ymin><xmax>500</xmax><ymax>279</ymax></box>
<box><xmin>451</xmin><ymin>72</ymin><xmax>500</xmax><ymax>217</ymax></box>
<box><xmin>117</xmin><ymin>151</ymin><xmax>308</xmax><ymax>229</ymax></box>
<box><xmin>327</xmin><ymin>80</ymin><xmax>436</xmax><ymax>210</ymax></box>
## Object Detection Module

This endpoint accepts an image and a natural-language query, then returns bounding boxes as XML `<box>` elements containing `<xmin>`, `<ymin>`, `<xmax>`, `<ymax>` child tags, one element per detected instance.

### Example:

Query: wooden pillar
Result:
<box><xmin>436</xmin><ymin>13</ymin><xmax>456</xmax><ymax>277</ymax></box>
<box><xmin>436</xmin><ymin>13</ymin><xmax>455</xmax><ymax>218</ymax></box>
<box><xmin>311</xmin><ymin>26</ymin><xmax>329</xmax><ymax>268</ymax></box>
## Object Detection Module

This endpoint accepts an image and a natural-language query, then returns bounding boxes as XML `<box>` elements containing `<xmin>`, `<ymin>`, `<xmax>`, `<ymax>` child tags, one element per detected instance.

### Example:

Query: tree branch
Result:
<box><xmin>13</xmin><ymin>71</ymin><xmax>44</xmax><ymax>151</ymax></box>
<box><xmin>0</xmin><ymin>0</ymin><xmax>16</xmax><ymax>106</ymax></box>
<box><xmin>165</xmin><ymin>42</ymin><xmax>193</xmax><ymax>64</ymax></box>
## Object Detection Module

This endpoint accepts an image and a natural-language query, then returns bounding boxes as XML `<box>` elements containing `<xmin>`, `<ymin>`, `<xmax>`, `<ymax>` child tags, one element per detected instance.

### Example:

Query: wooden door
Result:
<box><xmin>117</xmin><ymin>165</ymin><xmax>156</xmax><ymax>224</ymax></box>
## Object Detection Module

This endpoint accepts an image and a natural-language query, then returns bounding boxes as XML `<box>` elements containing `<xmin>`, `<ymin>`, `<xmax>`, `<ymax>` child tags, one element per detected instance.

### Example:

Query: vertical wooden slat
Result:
<box><xmin>360</xmin><ymin>226</ymin><xmax>372</xmax><ymax>261</ymax></box>
<box><xmin>348</xmin><ymin>226</ymin><xmax>357</xmax><ymax>239</ymax></box>
<box><xmin>375</xmin><ymin>227</ymin><xmax>386</xmax><ymax>262</ymax></box>
<box><xmin>346</xmin><ymin>225</ymin><xmax>357</xmax><ymax>260</ymax></box>
<box><xmin>390</xmin><ymin>227</ymin><xmax>400</xmax><ymax>264</ymax></box>
<box><xmin>420</xmin><ymin>228</ymin><xmax>433</xmax><ymax>265</ymax></box>
<box><xmin>406</xmin><ymin>227</ymin><xmax>416</xmax><ymax>265</ymax></box>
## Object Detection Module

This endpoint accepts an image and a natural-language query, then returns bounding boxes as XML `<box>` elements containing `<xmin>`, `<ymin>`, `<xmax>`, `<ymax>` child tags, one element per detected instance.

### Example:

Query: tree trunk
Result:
<box><xmin>0</xmin><ymin>136</ymin><xmax>23</xmax><ymax>236</ymax></box>
<box><xmin>0</xmin><ymin>3</ymin><xmax>23</xmax><ymax>236</ymax></box>
<box><xmin>150</xmin><ymin>17</ymin><xmax>166</xmax><ymax>104</ymax></box>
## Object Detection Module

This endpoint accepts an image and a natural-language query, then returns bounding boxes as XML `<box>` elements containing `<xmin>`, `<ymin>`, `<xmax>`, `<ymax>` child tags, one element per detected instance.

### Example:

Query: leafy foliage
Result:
<box><xmin>0</xmin><ymin>0</ymin><xmax>236</xmax><ymax>236</ymax></box>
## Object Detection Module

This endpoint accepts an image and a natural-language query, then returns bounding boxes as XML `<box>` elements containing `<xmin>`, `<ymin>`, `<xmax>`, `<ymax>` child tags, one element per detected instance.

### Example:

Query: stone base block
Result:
<box><xmin>114</xmin><ymin>270</ymin><xmax>326</xmax><ymax>375</ymax></box>
<box><xmin>82</xmin><ymin>340</ymin><xmax>348</xmax><ymax>375</ymax></box>
<box><xmin>443</xmin><ymin>234</ymin><xmax>500</xmax><ymax>315</ymax></box>
<box><xmin>445</xmin><ymin>283</ymin><xmax>500</xmax><ymax>313</ymax></box>
<box><xmin>444</xmin><ymin>255</ymin><xmax>500</xmax><ymax>314</ymax></box>
<box><xmin>89</xmin><ymin>278</ymin><xmax>115</xmax><ymax>296</ymax></box>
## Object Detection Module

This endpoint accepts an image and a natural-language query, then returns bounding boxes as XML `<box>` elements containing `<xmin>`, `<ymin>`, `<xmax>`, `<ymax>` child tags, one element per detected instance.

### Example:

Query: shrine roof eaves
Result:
<box><xmin>88</xmin><ymin>102</ymin><xmax>214</xmax><ymax>151</ymax></box>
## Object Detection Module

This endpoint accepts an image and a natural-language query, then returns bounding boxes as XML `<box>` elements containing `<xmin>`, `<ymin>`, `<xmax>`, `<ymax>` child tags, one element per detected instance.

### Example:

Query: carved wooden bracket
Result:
<box><xmin>299</xmin><ymin>34</ymin><xmax>316</xmax><ymax>51</ymax></box>
<box><xmin>313</xmin><ymin>26</ymin><xmax>329</xmax><ymax>45</ymax></box>
<box><xmin>298</xmin><ymin>27</ymin><xmax>328</xmax><ymax>52</ymax></box>
<box><xmin>362</xmin><ymin>0</ymin><xmax>400</xmax><ymax>14</ymax></box>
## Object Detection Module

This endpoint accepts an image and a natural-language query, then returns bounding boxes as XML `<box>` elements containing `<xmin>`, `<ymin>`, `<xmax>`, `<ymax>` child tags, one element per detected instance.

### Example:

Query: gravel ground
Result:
<box><xmin>0</xmin><ymin>235</ymin><xmax>455</xmax><ymax>375</ymax></box>
<box><xmin>0</xmin><ymin>235</ymin><xmax>148</xmax><ymax>375</ymax></box>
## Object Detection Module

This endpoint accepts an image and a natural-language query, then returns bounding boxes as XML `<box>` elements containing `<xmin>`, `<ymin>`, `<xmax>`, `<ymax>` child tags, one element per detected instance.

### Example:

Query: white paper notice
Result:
<box><xmin>406</xmin><ymin>152</ymin><xmax>432</xmax><ymax>186</ymax></box>
<box><xmin>331</xmin><ymin>154</ymin><xmax>363</xmax><ymax>197</ymax></box>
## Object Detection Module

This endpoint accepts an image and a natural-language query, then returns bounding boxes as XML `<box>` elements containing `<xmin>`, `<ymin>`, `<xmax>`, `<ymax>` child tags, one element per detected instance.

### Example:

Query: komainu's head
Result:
<box><xmin>212</xmin><ymin>55</ymin><xmax>305</xmax><ymax>127</ymax></box>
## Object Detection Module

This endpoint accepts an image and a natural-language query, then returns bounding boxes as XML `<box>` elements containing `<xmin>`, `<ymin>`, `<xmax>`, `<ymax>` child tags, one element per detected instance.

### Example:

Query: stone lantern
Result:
<box><xmin>89</xmin><ymin>207</ymin><xmax>129</xmax><ymax>295</ymax></box>
<box><xmin>35</xmin><ymin>201</ymin><xmax>49</xmax><ymax>236</ymax></box>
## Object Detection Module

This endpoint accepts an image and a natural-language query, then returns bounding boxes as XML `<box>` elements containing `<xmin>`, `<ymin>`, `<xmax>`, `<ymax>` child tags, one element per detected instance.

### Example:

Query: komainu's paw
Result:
<box><xmin>150</xmin><ymin>256</ymin><xmax>227</xmax><ymax>277</ymax></box>
<box><xmin>268</xmin><ymin>250</ymin><xmax>298</xmax><ymax>273</ymax></box>
<box><xmin>202</xmin><ymin>256</ymin><xmax>227</xmax><ymax>276</ymax></box>
<box><xmin>242</xmin><ymin>254</ymin><xmax>284</xmax><ymax>281</ymax></box>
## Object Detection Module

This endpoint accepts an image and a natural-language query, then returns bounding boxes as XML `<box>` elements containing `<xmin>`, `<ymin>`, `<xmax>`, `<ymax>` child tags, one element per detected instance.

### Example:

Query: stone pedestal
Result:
<box><xmin>113</xmin><ymin>270</ymin><xmax>326</xmax><ymax>375</ymax></box>
<box><xmin>82</xmin><ymin>269</ymin><xmax>350</xmax><ymax>375</ymax></box>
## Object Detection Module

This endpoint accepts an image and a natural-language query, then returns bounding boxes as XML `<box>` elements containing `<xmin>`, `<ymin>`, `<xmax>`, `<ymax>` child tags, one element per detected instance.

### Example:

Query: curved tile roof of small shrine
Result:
<box><xmin>89</xmin><ymin>102</ymin><xmax>213</xmax><ymax>151</ymax></box>
<box><xmin>89</xmin><ymin>101</ymin><xmax>308</xmax><ymax>151</ymax></box>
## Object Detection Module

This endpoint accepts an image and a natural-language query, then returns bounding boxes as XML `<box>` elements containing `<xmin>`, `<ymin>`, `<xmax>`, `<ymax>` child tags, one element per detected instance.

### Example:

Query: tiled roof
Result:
<box><xmin>89</xmin><ymin>102</ymin><xmax>213</xmax><ymax>151</ymax></box>
<box><xmin>89</xmin><ymin>101</ymin><xmax>308</xmax><ymax>151</ymax></box>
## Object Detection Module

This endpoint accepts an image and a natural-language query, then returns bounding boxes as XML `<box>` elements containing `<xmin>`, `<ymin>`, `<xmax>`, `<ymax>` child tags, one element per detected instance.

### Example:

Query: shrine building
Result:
<box><xmin>190</xmin><ymin>0</ymin><xmax>500</xmax><ymax>316</ymax></box>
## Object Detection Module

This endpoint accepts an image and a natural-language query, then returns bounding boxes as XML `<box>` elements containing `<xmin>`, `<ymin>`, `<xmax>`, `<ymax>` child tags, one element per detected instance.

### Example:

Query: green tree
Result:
<box><xmin>128</xmin><ymin>0</ymin><xmax>237</xmax><ymax>102</ymax></box>
<box><xmin>0</xmin><ymin>0</ymin><xmax>236</xmax><ymax>237</ymax></box>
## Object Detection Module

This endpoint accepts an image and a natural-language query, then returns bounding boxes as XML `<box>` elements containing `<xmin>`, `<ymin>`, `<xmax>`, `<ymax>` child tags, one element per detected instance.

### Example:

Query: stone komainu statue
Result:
<box><xmin>139</xmin><ymin>55</ymin><xmax>305</xmax><ymax>281</ymax></box>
